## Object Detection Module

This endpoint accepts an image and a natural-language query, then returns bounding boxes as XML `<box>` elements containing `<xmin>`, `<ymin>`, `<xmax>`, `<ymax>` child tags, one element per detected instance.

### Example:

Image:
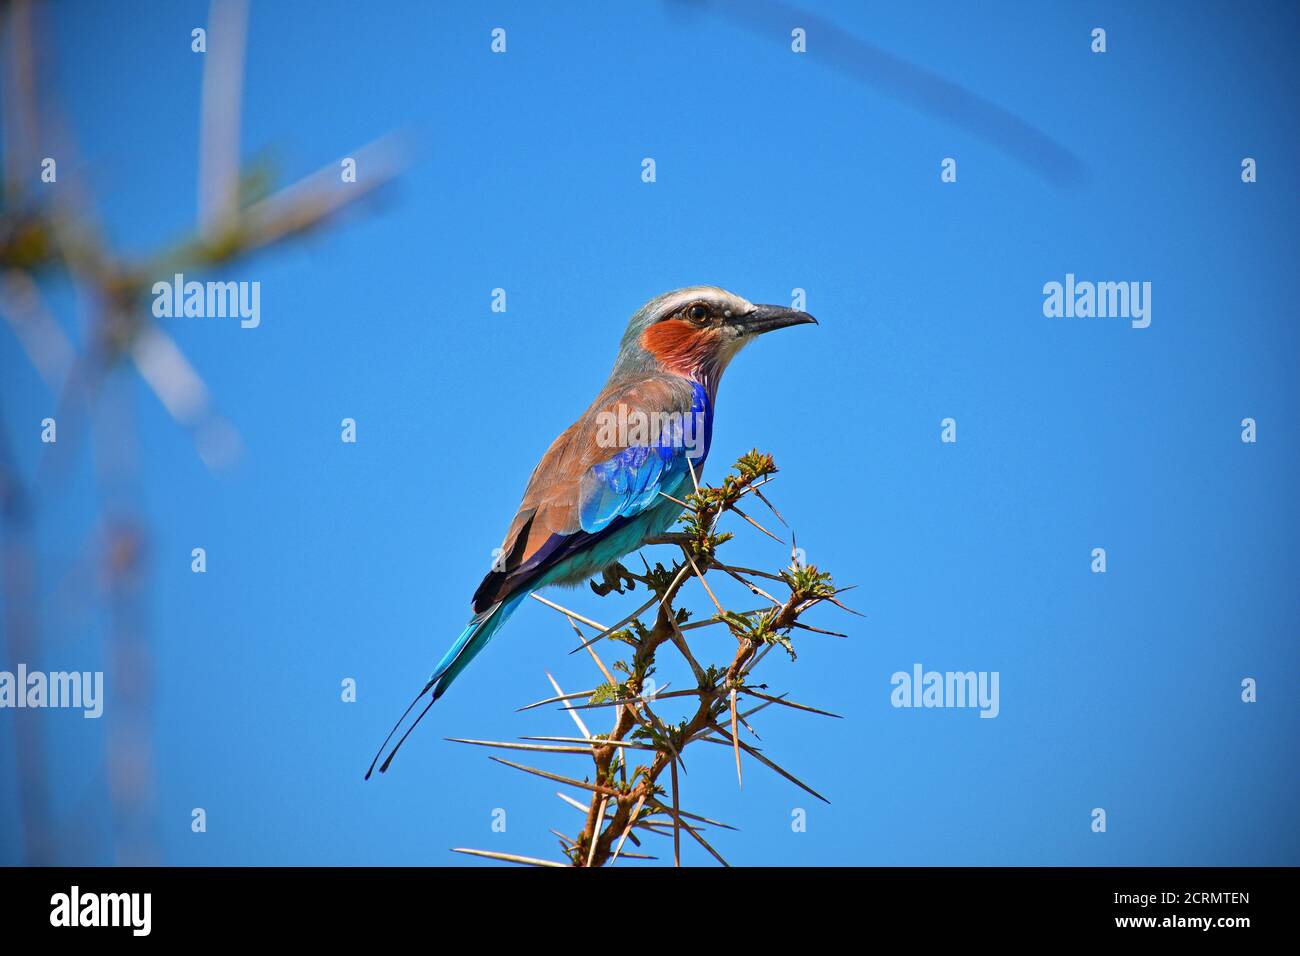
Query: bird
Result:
<box><xmin>367</xmin><ymin>286</ymin><xmax>816</xmax><ymax>777</ymax></box>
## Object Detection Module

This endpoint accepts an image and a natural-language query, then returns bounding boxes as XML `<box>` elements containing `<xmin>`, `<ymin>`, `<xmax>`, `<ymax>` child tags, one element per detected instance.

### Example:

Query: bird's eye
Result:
<box><xmin>688</xmin><ymin>304</ymin><xmax>710</xmax><ymax>322</ymax></box>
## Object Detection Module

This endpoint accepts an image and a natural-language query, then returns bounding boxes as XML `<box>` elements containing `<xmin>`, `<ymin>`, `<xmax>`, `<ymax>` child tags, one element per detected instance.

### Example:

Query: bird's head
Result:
<box><xmin>612</xmin><ymin>286</ymin><xmax>816</xmax><ymax>389</ymax></box>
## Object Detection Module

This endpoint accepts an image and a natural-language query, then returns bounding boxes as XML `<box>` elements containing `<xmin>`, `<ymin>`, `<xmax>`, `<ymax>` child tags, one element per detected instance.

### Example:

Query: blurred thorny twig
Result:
<box><xmin>451</xmin><ymin>451</ymin><xmax>857</xmax><ymax>867</ymax></box>
<box><xmin>0</xmin><ymin>0</ymin><xmax>404</xmax><ymax>863</ymax></box>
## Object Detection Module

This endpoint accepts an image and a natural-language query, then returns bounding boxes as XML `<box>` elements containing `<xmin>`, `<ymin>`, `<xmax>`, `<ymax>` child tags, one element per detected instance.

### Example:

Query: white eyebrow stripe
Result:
<box><xmin>649</xmin><ymin>287</ymin><xmax>752</xmax><ymax>321</ymax></box>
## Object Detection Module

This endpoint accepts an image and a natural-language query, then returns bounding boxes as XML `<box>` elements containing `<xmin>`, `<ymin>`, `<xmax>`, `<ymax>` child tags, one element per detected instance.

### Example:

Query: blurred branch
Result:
<box><xmin>1</xmin><ymin>0</ymin><xmax>40</xmax><ymax>200</ymax></box>
<box><xmin>0</xmin><ymin>407</ymin><xmax>54</xmax><ymax>864</ymax></box>
<box><xmin>670</xmin><ymin>0</ymin><xmax>1085</xmax><ymax>187</ymax></box>
<box><xmin>198</xmin><ymin>0</ymin><xmax>248</xmax><ymax>235</ymax></box>
<box><xmin>0</xmin><ymin>0</ymin><xmax>406</xmax><ymax>864</ymax></box>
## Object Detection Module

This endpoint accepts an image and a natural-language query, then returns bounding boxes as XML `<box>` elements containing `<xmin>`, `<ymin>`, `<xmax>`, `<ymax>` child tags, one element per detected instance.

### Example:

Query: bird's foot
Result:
<box><xmin>590</xmin><ymin>562</ymin><xmax>638</xmax><ymax>597</ymax></box>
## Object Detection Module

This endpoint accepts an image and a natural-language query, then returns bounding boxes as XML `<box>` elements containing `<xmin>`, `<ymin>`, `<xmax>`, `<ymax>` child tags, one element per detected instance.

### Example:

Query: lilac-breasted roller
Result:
<box><xmin>367</xmin><ymin>286</ymin><xmax>815</xmax><ymax>776</ymax></box>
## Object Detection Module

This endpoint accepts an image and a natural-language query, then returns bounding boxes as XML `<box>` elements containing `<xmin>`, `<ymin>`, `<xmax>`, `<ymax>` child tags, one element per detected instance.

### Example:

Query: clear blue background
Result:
<box><xmin>2</xmin><ymin>0</ymin><xmax>1297</xmax><ymax>866</ymax></box>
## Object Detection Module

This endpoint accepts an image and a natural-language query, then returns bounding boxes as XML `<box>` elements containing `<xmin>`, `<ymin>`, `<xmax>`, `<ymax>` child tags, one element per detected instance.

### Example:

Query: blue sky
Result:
<box><xmin>1</xmin><ymin>0</ymin><xmax>1297</xmax><ymax>866</ymax></box>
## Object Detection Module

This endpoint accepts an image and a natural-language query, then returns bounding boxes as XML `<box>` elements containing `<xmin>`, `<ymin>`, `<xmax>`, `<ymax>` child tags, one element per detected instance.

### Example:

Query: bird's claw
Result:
<box><xmin>590</xmin><ymin>562</ymin><xmax>638</xmax><ymax>597</ymax></box>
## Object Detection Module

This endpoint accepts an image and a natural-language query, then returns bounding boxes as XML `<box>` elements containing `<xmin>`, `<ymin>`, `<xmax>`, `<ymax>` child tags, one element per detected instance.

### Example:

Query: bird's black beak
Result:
<box><xmin>733</xmin><ymin>304</ymin><xmax>818</xmax><ymax>336</ymax></box>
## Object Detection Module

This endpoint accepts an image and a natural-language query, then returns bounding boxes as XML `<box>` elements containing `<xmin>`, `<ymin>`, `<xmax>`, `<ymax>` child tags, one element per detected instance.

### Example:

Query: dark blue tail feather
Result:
<box><xmin>365</xmin><ymin>593</ymin><xmax>526</xmax><ymax>778</ymax></box>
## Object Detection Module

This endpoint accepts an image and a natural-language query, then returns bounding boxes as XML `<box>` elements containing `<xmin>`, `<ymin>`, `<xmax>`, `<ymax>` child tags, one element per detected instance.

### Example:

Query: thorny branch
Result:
<box><xmin>452</xmin><ymin>451</ymin><xmax>855</xmax><ymax>867</ymax></box>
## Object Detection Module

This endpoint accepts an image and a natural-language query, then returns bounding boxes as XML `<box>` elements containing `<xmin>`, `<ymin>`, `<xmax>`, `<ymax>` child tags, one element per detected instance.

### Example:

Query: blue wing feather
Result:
<box><xmin>578</xmin><ymin>383</ymin><xmax>710</xmax><ymax>533</ymax></box>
